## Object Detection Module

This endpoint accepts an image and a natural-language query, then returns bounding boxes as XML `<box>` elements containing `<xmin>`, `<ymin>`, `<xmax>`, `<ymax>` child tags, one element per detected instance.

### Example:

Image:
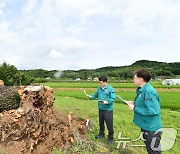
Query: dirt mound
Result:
<box><xmin>0</xmin><ymin>86</ymin><xmax>87</xmax><ymax>154</ymax></box>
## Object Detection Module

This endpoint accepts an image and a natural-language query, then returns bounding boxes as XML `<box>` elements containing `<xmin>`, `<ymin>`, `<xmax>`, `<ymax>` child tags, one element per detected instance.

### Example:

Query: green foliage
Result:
<box><xmin>0</xmin><ymin>62</ymin><xmax>34</xmax><ymax>86</ymax></box>
<box><xmin>1</xmin><ymin>60</ymin><xmax>180</xmax><ymax>85</ymax></box>
<box><xmin>0</xmin><ymin>62</ymin><xmax>19</xmax><ymax>86</ymax></box>
<box><xmin>60</xmin><ymin>60</ymin><xmax>180</xmax><ymax>80</ymax></box>
<box><xmin>21</xmin><ymin>69</ymin><xmax>57</xmax><ymax>79</ymax></box>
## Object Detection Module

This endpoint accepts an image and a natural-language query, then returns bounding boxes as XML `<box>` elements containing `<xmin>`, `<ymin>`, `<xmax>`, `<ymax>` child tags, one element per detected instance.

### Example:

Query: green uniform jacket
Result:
<box><xmin>133</xmin><ymin>82</ymin><xmax>162</xmax><ymax>132</ymax></box>
<box><xmin>91</xmin><ymin>84</ymin><xmax>116</xmax><ymax>111</ymax></box>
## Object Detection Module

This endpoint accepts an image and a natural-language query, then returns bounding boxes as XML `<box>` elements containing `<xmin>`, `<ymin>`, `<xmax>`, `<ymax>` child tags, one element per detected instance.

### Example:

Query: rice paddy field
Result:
<box><xmin>43</xmin><ymin>81</ymin><xmax>180</xmax><ymax>154</ymax></box>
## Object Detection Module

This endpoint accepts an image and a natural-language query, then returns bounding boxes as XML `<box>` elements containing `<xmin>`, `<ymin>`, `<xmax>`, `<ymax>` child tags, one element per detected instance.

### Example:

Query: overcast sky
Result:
<box><xmin>0</xmin><ymin>0</ymin><xmax>180</xmax><ymax>70</ymax></box>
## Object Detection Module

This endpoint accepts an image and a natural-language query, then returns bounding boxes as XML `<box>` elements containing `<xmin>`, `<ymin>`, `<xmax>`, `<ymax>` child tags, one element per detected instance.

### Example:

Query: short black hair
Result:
<box><xmin>135</xmin><ymin>69</ymin><xmax>151</xmax><ymax>82</ymax></box>
<box><xmin>99</xmin><ymin>76</ymin><xmax>107</xmax><ymax>82</ymax></box>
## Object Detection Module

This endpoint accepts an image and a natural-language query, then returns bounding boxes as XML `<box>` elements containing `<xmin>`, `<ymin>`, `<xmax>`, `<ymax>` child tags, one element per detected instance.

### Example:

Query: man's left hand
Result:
<box><xmin>102</xmin><ymin>101</ymin><xmax>108</xmax><ymax>104</ymax></box>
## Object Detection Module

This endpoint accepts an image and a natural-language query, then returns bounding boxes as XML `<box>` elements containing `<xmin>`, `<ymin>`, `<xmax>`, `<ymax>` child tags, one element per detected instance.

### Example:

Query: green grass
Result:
<box><xmin>54</xmin><ymin>90</ymin><xmax>180</xmax><ymax>110</ymax></box>
<box><xmin>42</xmin><ymin>81</ymin><xmax>180</xmax><ymax>153</ymax></box>
<box><xmin>43</xmin><ymin>81</ymin><xmax>180</xmax><ymax>89</ymax></box>
<box><xmin>53</xmin><ymin>96</ymin><xmax>180</xmax><ymax>154</ymax></box>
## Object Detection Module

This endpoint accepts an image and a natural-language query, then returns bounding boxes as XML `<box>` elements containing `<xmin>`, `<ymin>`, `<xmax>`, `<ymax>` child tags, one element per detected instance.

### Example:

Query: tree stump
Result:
<box><xmin>0</xmin><ymin>86</ymin><xmax>21</xmax><ymax>112</ymax></box>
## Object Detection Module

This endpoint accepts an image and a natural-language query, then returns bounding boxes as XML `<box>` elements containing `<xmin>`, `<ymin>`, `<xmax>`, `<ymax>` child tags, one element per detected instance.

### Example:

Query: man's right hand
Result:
<box><xmin>87</xmin><ymin>95</ymin><xmax>92</xmax><ymax>99</ymax></box>
<box><xmin>126</xmin><ymin>101</ymin><xmax>134</xmax><ymax>104</ymax></box>
<box><xmin>126</xmin><ymin>101</ymin><xmax>134</xmax><ymax>111</ymax></box>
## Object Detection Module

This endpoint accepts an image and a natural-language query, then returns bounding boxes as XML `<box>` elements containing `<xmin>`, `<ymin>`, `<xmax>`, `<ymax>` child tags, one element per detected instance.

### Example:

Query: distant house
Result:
<box><xmin>87</xmin><ymin>77</ymin><xmax>92</xmax><ymax>81</ymax></box>
<box><xmin>155</xmin><ymin>76</ymin><xmax>163</xmax><ymax>80</ymax></box>
<box><xmin>162</xmin><ymin>79</ymin><xmax>180</xmax><ymax>85</ymax></box>
<box><xmin>93</xmin><ymin>77</ymin><xmax>99</xmax><ymax>81</ymax></box>
<box><xmin>75</xmin><ymin>78</ymin><xmax>81</xmax><ymax>81</ymax></box>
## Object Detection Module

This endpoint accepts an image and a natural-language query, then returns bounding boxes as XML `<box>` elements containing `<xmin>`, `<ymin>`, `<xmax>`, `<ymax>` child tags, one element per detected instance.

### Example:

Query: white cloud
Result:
<box><xmin>66</xmin><ymin>24</ymin><xmax>84</xmax><ymax>37</ymax></box>
<box><xmin>23</xmin><ymin>0</ymin><xmax>37</xmax><ymax>14</ymax></box>
<box><xmin>115</xmin><ymin>0</ymin><xmax>180</xmax><ymax>37</ymax></box>
<box><xmin>48</xmin><ymin>49</ymin><xmax>63</xmax><ymax>59</ymax></box>
<box><xmin>0</xmin><ymin>1</ymin><xmax>5</xmax><ymax>17</ymax></box>
<box><xmin>0</xmin><ymin>0</ymin><xmax>179</xmax><ymax>70</ymax></box>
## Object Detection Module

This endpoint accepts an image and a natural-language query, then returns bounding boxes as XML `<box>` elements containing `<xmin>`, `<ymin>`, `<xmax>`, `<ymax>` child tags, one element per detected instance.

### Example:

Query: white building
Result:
<box><xmin>87</xmin><ymin>77</ymin><xmax>92</xmax><ymax>81</ymax></box>
<box><xmin>93</xmin><ymin>77</ymin><xmax>99</xmax><ymax>81</ymax></box>
<box><xmin>75</xmin><ymin>78</ymin><xmax>81</xmax><ymax>81</ymax></box>
<box><xmin>162</xmin><ymin>79</ymin><xmax>180</xmax><ymax>85</ymax></box>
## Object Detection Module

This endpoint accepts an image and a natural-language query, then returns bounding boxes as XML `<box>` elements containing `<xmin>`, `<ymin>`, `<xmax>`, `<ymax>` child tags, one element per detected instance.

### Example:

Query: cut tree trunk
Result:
<box><xmin>0</xmin><ymin>85</ymin><xmax>89</xmax><ymax>154</ymax></box>
<box><xmin>0</xmin><ymin>86</ymin><xmax>21</xmax><ymax>112</ymax></box>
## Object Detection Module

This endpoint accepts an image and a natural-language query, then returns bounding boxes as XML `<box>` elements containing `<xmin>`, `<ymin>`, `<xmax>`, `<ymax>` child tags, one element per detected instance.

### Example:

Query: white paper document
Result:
<box><xmin>83</xmin><ymin>90</ymin><xmax>88</xmax><ymax>96</ymax></box>
<box><xmin>117</xmin><ymin>95</ymin><xmax>129</xmax><ymax>105</ymax></box>
<box><xmin>84</xmin><ymin>90</ymin><xmax>105</xmax><ymax>102</ymax></box>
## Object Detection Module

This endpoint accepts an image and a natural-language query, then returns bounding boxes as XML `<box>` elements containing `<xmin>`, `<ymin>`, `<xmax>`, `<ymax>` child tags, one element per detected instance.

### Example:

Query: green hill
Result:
<box><xmin>1</xmin><ymin>60</ymin><xmax>179</xmax><ymax>86</ymax></box>
<box><xmin>60</xmin><ymin>60</ymin><xmax>180</xmax><ymax>80</ymax></box>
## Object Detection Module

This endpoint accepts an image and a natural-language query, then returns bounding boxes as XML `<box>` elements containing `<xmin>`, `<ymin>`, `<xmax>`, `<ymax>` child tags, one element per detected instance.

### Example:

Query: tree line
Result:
<box><xmin>61</xmin><ymin>60</ymin><xmax>180</xmax><ymax>80</ymax></box>
<box><xmin>0</xmin><ymin>63</ymin><xmax>54</xmax><ymax>86</ymax></box>
<box><xmin>0</xmin><ymin>60</ymin><xmax>180</xmax><ymax>86</ymax></box>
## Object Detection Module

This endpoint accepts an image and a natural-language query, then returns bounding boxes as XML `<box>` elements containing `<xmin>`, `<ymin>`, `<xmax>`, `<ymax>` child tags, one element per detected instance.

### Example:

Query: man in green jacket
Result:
<box><xmin>127</xmin><ymin>69</ymin><xmax>162</xmax><ymax>154</ymax></box>
<box><xmin>88</xmin><ymin>76</ymin><xmax>116</xmax><ymax>144</ymax></box>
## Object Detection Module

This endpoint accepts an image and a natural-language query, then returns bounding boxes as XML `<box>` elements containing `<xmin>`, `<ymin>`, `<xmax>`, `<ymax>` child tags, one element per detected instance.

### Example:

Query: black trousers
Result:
<box><xmin>99</xmin><ymin>109</ymin><xmax>114</xmax><ymax>139</ymax></box>
<box><xmin>141</xmin><ymin>129</ymin><xmax>162</xmax><ymax>154</ymax></box>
